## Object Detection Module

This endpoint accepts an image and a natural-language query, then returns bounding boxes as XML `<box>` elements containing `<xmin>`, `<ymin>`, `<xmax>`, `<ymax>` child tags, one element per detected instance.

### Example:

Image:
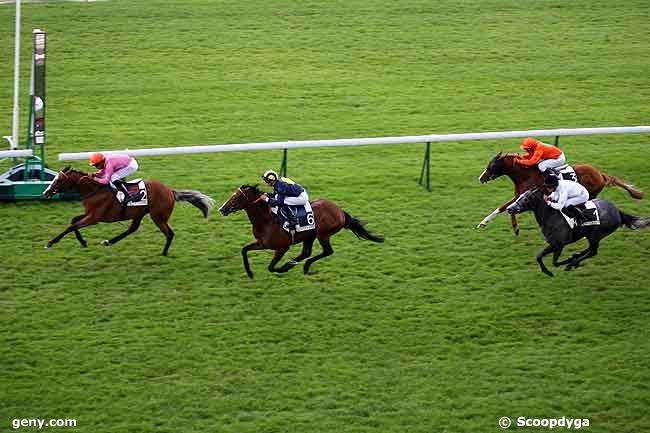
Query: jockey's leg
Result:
<box><xmin>539</xmin><ymin>152</ymin><xmax>566</xmax><ymax>175</ymax></box>
<box><xmin>279</xmin><ymin>205</ymin><xmax>299</xmax><ymax>229</ymax></box>
<box><xmin>282</xmin><ymin>191</ymin><xmax>309</xmax><ymax>206</ymax></box>
<box><xmin>282</xmin><ymin>192</ymin><xmax>309</xmax><ymax>228</ymax></box>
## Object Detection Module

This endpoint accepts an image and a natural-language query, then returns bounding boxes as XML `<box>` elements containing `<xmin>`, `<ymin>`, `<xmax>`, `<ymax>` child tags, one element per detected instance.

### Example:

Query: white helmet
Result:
<box><xmin>262</xmin><ymin>170</ymin><xmax>279</xmax><ymax>183</ymax></box>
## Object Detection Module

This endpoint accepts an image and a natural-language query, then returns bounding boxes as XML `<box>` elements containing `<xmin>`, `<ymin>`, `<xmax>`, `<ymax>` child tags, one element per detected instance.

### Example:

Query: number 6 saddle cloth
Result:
<box><xmin>270</xmin><ymin>202</ymin><xmax>315</xmax><ymax>233</ymax></box>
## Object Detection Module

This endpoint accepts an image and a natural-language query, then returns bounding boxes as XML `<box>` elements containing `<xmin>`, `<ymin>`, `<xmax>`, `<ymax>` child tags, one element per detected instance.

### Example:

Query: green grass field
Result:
<box><xmin>1</xmin><ymin>1</ymin><xmax>649</xmax><ymax>432</ymax></box>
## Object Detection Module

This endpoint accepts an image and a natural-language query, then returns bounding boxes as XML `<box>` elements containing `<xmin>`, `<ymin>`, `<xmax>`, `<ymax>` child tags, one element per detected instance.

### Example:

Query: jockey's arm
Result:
<box><xmin>93</xmin><ymin>163</ymin><xmax>114</xmax><ymax>184</ymax></box>
<box><xmin>548</xmin><ymin>189</ymin><xmax>568</xmax><ymax>210</ymax></box>
<box><xmin>517</xmin><ymin>148</ymin><xmax>543</xmax><ymax>166</ymax></box>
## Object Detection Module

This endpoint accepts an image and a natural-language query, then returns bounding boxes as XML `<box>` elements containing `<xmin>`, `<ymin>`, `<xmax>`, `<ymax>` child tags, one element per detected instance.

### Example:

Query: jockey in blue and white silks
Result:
<box><xmin>261</xmin><ymin>170</ymin><xmax>311</xmax><ymax>228</ymax></box>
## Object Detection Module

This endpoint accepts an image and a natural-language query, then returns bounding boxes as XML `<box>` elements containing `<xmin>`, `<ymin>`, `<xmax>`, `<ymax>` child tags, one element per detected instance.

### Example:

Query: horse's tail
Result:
<box><xmin>620</xmin><ymin>211</ymin><xmax>650</xmax><ymax>230</ymax></box>
<box><xmin>343</xmin><ymin>211</ymin><xmax>384</xmax><ymax>243</ymax></box>
<box><xmin>173</xmin><ymin>190</ymin><xmax>214</xmax><ymax>218</ymax></box>
<box><xmin>602</xmin><ymin>173</ymin><xmax>645</xmax><ymax>199</ymax></box>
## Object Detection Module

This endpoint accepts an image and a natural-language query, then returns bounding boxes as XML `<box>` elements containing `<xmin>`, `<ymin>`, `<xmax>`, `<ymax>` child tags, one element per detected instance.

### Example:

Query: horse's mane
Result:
<box><xmin>241</xmin><ymin>184</ymin><xmax>262</xmax><ymax>195</ymax></box>
<box><xmin>62</xmin><ymin>166</ymin><xmax>90</xmax><ymax>177</ymax></box>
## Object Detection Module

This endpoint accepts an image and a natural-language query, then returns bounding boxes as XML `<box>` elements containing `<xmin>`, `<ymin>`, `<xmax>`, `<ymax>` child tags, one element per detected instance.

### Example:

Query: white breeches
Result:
<box><xmin>110</xmin><ymin>159</ymin><xmax>138</xmax><ymax>185</ymax></box>
<box><xmin>538</xmin><ymin>153</ymin><xmax>566</xmax><ymax>172</ymax></box>
<box><xmin>283</xmin><ymin>191</ymin><xmax>309</xmax><ymax>206</ymax></box>
<box><xmin>563</xmin><ymin>190</ymin><xmax>589</xmax><ymax>208</ymax></box>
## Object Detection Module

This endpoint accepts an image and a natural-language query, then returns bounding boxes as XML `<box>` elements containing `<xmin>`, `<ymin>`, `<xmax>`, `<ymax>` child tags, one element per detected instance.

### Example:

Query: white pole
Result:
<box><xmin>58</xmin><ymin>126</ymin><xmax>650</xmax><ymax>161</ymax></box>
<box><xmin>11</xmin><ymin>0</ymin><xmax>21</xmax><ymax>150</ymax></box>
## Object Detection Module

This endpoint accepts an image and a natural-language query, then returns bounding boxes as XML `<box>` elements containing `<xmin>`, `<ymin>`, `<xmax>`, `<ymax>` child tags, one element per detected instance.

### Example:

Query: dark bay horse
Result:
<box><xmin>43</xmin><ymin>167</ymin><xmax>214</xmax><ymax>255</ymax></box>
<box><xmin>507</xmin><ymin>187</ymin><xmax>650</xmax><ymax>276</ymax></box>
<box><xmin>478</xmin><ymin>153</ymin><xmax>643</xmax><ymax>234</ymax></box>
<box><xmin>219</xmin><ymin>185</ymin><xmax>384</xmax><ymax>278</ymax></box>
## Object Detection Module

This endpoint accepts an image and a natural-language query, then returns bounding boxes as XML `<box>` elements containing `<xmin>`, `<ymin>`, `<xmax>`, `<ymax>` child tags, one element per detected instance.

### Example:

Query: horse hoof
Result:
<box><xmin>44</xmin><ymin>243</ymin><xmax>52</xmax><ymax>249</ymax></box>
<box><xmin>101</xmin><ymin>240</ymin><xmax>110</xmax><ymax>246</ymax></box>
<box><xmin>513</xmin><ymin>228</ymin><xmax>520</xmax><ymax>236</ymax></box>
<box><xmin>246</xmin><ymin>272</ymin><xmax>254</xmax><ymax>279</ymax></box>
<box><xmin>81</xmin><ymin>242</ymin><xmax>88</xmax><ymax>248</ymax></box>
<box><xmin>477</xmin><ymin>223</ymin><xmax>487</xmax><ymax>230</ymax></box>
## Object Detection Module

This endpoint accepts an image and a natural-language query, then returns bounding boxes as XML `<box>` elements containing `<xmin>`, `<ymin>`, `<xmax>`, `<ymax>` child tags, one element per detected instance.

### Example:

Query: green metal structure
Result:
<box><xmin>0</xmin><ymin>29</ymin><xmax>76</xmax><ymax>201</ymax></box>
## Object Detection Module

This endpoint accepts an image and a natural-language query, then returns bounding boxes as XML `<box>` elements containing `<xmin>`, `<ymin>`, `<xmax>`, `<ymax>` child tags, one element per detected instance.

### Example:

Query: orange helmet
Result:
<box><xmin>520</xmin><ymin>137</ymin><xmax>541</xmax><ymax>150</ymax></box>
<box><xmin>89</xmin><ymin>152</ymin><xmax>105</xmax><ymax>166</ymax></box>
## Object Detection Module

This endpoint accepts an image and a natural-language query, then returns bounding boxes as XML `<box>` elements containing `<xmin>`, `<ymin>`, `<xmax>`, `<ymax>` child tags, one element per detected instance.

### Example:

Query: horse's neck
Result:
<box><xmin>533</xmin><ymin>200</ymin><xmax>572</xmax><ymax>239</ymax></box>
<box><xmin>244</xmin><ymin>202</ymin><xmax>272</xmax><ymax>227</ymax></box>
<box><xmin>72</xmin><ymin>175</ymin><xmax>105</xmax><ymax>198</ymax></box>
<box><xmin>503</xmin><ymin>158</ymin><xmax>540</xmax><ymax>185</ymax></box>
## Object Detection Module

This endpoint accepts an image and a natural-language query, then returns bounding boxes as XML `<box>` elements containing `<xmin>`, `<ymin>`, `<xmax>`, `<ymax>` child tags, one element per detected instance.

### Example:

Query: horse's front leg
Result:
<box><xmin>241</xmin><ymin>240</ymin><xmax>263</xmax><ymax>279</ymax></box>
<box><xmin>536</xmin><ymin>244</ymin><xmax>558</xmax><ymax>277</ymax></box>
<box><xmin>277</xmin><ymin>238</ymin><xmax>315</xmax><ymax>273</ymax></box>
<box><xmin>46</xmin><ymin>215</ymin><xmax>96</xmax><ymax>248</ymax></box>
<box><xmin>477</xmin><ymin>198</ymin><xmax>517</xmax><ymax>231</ymax></box>
<box><xmin>70</xmin><ymin>215</ymin><xmax>88</xmax><ymax>247</ymax></box>
<box><xmin>268</xmin><ymin>247</ymin><xmax>290</xmax><ymax>274</ymax></box>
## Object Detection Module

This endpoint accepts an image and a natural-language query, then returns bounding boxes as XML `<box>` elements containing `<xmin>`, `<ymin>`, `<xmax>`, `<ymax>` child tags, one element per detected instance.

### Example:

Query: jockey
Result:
<box><xmin>261</xmin><ymin>169</ymin><xmax>309</xmax><ymax>229</ymax></box>
<box><xmin>516</xmin><ymin>137</ymin><xmax>566</xmax><ymax>175</ymax></box>
<box><xmin>89</xmin><ymin>152</ymin><xmax>141</xmax><ymax>203</ymax></box>
<box><xmin>542</xmin><ymin>174</ymin><xmax>588</xmax><ymax>225</ymax></box>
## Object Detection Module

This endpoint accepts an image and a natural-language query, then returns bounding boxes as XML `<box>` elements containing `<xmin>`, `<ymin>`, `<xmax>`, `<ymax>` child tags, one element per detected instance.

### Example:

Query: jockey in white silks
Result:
<box><xmin>543</xmin><ymin>174</ymin><xmax>589</xmax><ymax>225</ymax></box>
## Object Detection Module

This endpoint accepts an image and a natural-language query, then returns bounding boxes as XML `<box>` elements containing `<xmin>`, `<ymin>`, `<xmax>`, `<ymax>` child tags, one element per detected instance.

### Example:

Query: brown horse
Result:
<box><xmin>219</xmin><ymin>185</ymin><xmax>384</xmax><ymax>278</ymax></box>
<box><xmin>477</xmin><ymin>153</ymin><xmax>644</xmax><ymax>234</ymax></box>
<box><xmin>43</xmin><ymin>166</ymin><xmax>214</xmax><ymax>255</ymax></box>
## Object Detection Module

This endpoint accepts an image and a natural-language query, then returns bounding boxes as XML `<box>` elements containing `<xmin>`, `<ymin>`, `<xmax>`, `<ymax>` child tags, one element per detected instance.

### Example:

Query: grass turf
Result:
<box><xmin>1</xmin><ymin>1</ymin><xmax>649</xmax><ymax>432</ymax></box>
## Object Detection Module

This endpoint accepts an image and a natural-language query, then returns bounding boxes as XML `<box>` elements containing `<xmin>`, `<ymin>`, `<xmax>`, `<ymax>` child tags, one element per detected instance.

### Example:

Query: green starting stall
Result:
<box><xmin>0</xmin><ymin>29</ymin><xmax>75</xmax><ymax>201</ymax></box>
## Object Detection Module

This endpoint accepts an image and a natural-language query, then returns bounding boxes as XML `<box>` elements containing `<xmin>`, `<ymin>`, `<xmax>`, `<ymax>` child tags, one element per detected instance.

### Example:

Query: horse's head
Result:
<box><xmin>507</xmin><ymin>187</ymin><xmax>541</xmax><ymax>215</ymax></box>
<box><xmin>43</xmin><ymin>166</ymin><xmax>87</xmax><ymax>198</ymax></box>
<box><xmin>478</xmin><ymin>152</ymin><xmax>509</xmax><ymax>183</ymax></box>
<box><xmin>219</xmin><ymin>184</ymin><xmax>263</xmax><ymax>216</ymax></box>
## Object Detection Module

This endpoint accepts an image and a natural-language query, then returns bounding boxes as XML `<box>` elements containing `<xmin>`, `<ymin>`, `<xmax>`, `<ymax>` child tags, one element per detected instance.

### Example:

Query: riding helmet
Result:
<box><xmin>543</xmin><ymin>174</ymin><xmax>559</xmax><ymax>187</ymax></box>
<box><xmin>89</xmin><ymin>152</ymin><xmax>105</xmax><ymax>166</ymax></box>
<box><xmin>262</xmin><ymin>170</ymin><xmax>279</xmax><ymax>183</ymax></box>
<box><xmin>520</xmin><ymin>137</ymin><xmax>541</xmax><ymax>150</ymax></box>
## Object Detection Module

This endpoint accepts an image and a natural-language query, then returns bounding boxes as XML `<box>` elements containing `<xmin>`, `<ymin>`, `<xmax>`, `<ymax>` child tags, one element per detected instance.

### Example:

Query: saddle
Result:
<box><xmin>270</xmin><ymin>203</ymin><xmax>315</xmax><ymax>233</ymax></box>
<box><xmin>111</xmin><ymin>179</ymin><xmax>148</xmax><ymax>207</ymax></box>
<box><xmin>560</xmin><ymin>201</ymin><xmax>600</xmax><ymax>229</ymax></box>
<box><xmin>556</xmin><ymin>165</ymin><xmax>578</xmax><ymax>182</ymax></box>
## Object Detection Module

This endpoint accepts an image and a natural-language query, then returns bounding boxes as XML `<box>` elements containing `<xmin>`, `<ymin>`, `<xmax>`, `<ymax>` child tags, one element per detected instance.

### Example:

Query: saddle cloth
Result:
<box><xmin>112</xmin><ymin>179</ymin><xmax>148</xmax><ymax>207</ymax></box>
<box><xmin>271</xmin><ymin>202</ymin><xmax>315</xmax><ymax>233</ymax></box>
<box><xmin>557</xmin><ymin>165</ymin><xmax>578</xmax><ymax>182</ymax></box>
<box><xmin>561</xmin><ymin>200</ymin><xmax>600</xmax><ymax>229</ymax></box>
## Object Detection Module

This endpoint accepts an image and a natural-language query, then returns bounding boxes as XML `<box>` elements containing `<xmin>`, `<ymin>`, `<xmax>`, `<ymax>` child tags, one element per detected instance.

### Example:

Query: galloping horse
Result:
<box><xmin>219</xmin><ymin>185</ymin><xmax>384</xmax><ymax>278</ymax></box>
<box><xmin>507</xmin><ymin>187</ymin><xmax>650</xmax><ymax>276</ymax></box>
<box><xmin>477</xmin><ymin>153</ymin><xmax>643</xmax><ymax>234</ymax></box>
<box><xmin>43</xmin><ymin>167</ymin><xmax>214</xmax><ymax>255</ymax></box>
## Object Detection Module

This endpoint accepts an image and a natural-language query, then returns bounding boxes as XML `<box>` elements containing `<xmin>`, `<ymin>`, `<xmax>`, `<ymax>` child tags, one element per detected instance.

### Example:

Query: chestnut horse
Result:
<box><xmin>219</xmin><ymin>185</ymin><xmax>384</xmax><ymax>278</ymax></box>
<box><xmin>43</xmin><ymin>166</ymin><xmax>214</xmax><ymax>255</ymax></box>
<box><xmin>477</xmin><ymin>153</ymin><xmax>643</xmax><ymax>234</ymax></box>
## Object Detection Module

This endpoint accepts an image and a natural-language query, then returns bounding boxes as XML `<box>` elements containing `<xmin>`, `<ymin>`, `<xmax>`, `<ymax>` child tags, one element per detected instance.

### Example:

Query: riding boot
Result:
<box><xmin>113</xmin><ymin>180</ymin><xmax>133</xmax><ymax>205</ymax></box>
<box><xmin>566</xmin><ymin>205</ymin><xmax>585</xmax><ymax>227</ymax></box>
<box><xmin>543</xmin><ymin>168</ymin><xmax>558</xmax><ymax>177</ymax></box>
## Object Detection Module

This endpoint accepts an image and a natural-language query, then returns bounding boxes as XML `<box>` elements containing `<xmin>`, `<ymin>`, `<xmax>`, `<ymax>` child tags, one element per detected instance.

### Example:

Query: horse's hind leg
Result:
<box><xmin>277</xmin><ymin>237</ymin><xmax>315</xmax><ymax>273</ymax></box>
<box><xmin>103</xmin><ymin>215</ymin><xmax>144</xmax><ymax>247</ymax></box>
<box><xmin>303</xmin><ymin>237</ymin><xmax>333</xmax><ymax>275</ymax></box>
<box><xmin>565</xmin><ymin>239</ymin><xmax>600</xmax><ymax>271</ymax></box>
<box><xmin>150</xmin><ymin>213</ymin><xmax>174</xmax><ymax>256</ymax></box>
